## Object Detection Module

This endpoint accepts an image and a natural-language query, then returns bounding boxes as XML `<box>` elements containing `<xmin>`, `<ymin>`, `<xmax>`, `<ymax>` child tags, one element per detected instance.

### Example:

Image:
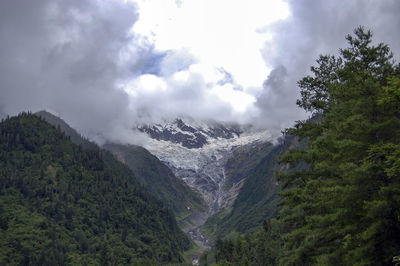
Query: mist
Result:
<box><xmin>0</xmin><ymin>0</ymin><xmax>399</xmax><ymax>144</ymax></box>
<box><xmin>255</xmin><ymin>0</ymin><xmax>400</xmax><ymax>137</ymax></box>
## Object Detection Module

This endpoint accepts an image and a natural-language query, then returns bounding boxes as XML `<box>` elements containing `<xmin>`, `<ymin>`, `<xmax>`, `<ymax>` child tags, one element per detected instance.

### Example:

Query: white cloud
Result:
<box><xmin>211</xmin><ymin>84</ymin><xmax>256</xmax><ymax>113</ymax></box>
<box><xmin>1</xmin><ymin>0</ymin><xmax>399</xmax><ymax>144</ymax></box>
<box><xmin>130</xmin><ymin>0</ymin><xmax>290</xmax><ymax>113</ymax></box>
<box><xmin>253</xmin><ymin>0</ymin><xmax>400</xmax><ymax>136</ymax></box>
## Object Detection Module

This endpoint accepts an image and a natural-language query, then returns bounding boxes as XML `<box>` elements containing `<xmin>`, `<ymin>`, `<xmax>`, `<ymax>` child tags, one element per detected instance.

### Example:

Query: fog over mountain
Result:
<box><xmin>0</xmin><ymin>0</ymin><xmax>399</xmax><ymax>143</ymax></box>
<box><xmin>257</xmin><ymin>0</ymin><xmax>400</xmax><ymax>135</ymax></box>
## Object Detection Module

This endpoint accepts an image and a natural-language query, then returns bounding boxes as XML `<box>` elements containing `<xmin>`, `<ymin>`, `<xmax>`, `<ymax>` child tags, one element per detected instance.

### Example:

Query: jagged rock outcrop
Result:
<box><xmin>139</xmin><ymin>118</ymin><xmax>271</xmax><ymax>216</ymax></box>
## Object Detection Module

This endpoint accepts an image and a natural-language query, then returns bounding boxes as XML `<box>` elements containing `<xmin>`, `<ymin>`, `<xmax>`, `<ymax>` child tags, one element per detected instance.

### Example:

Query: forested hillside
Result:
<box><xmin>35</xmin><ymin>110</ymin><xmax>205</xmax><ymax>223</ymax></box>
<box><xmin>103</xmin><ymin>143</ymin><xmax>205</xmax><ymax>223</ymax></box>
<box><xmin>0</xmin><ymin>113</ymin><xmax>190</xmax><ymax>265</ymax></box>
<box><xmin>201</xmin><ymin>140</ymin><xmax>289</xmax><ymax>239</ymax></box>
<box><xmin>210</xmin><ymin>27</ymin><xmax>400</xmax><ymax>266</ymax></box>
<box><xmin>35</xmin><ymin>111</ymin><xmax>97</xmax><ymax>150</ymax></box>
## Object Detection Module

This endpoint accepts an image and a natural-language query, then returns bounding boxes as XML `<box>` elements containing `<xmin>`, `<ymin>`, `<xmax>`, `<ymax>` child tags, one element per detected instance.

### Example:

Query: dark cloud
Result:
<box><xmin>216</xmin><ymin>68</ymin><xmax>234</xmax><ymax>86</ymax></box>
<box><xmin>127</xmin><ymin>71</ymin><xmax>235</xmax><ymax>124</ymax></box>
<box><xmin>255</xmin><ymin>0</ymin><xmax>400</xmax><ymax>136</ymax></box>
<box><xmin>1</xmin><ymin>0</ymin><xmax>399</xmax><ymax>144</ymax></box>
<box><xmin>159</xmin><ymin>49</ymin><xmax>197</xmax><ymax>77</ymax></box>
<box><xmin>0</xmin><ymin>0</ymin><xmax>238</xmax><ymax>143</ymax></box>
<box><xmin>132</xmin><ymin>50</ymin><xmax>167</xmax><ymax>76</ymax></box>
<box><xmin>0</xmin><ymin>0</ymin><xmax>155</xmax><ymax>143</ymax></box>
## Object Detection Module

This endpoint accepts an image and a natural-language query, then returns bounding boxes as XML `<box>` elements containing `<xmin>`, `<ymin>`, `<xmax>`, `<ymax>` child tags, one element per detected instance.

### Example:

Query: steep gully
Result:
<box><xmin>141</xmin><ymin>121</ymin><xmax>271</xmax><ymax>263</ymax></box>
<box><xmin>35</xmin><ymin>111</ymin><xmax>270</xmax><ymax>264</ymax></box>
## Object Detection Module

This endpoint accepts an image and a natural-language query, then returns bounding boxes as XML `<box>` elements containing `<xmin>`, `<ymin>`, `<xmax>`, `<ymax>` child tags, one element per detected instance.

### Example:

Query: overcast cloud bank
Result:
<box><xmin>0</xmin><ymin>0</ymin><xmax>399</xmax><ymax>143</ymax></box>
<box><xmin>256</xmin><ymin>0</ymin><xmax>400</xmax><ymax>137</ymax></box>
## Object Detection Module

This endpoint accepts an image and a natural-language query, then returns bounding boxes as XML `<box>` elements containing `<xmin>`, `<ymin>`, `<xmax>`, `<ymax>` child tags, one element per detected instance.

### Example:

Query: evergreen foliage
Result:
<box><xmin>208</xmin><ymin>219</ymin><xmax>283</xmax><ymax>266</ymax></box>
<box><xmin>212</xmin><ymin>27</ymin><xmax>400</xmax><ymax>266</ymax></box>
<box><xmin>278</xmin><ymin>27</ymin><xmax>400</xmax><ymax>265</ymax></box>
<box><xmin>35</xmin><ymin>111</ymin><xmax>97</xmax><ymax>150</ymax></box>
<box><xmin>36</xmin><ymin>111</ymin><xmax>205</xmax><ymax>221</ymax></box>
<box><xmin>202</xmin><ymin>141</ymin><xmax>288</xmax><ymax>239</ymax></box>
<box><xmin>0</xmin><ymin>113</ymin><xmax>190</xmax><ymax>265</ymax></box>
<box><xmin>103</xmin><ymin>143</ymin><xmax>205</xmax><ymax>221</ymax></box>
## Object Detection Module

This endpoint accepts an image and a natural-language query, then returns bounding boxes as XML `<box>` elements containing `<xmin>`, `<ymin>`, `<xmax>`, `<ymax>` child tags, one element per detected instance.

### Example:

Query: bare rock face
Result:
<box><xmin>138</xmin><ymin>118</ymin><xmax>242</xmax><ymax>149</ymax></box>
<box><xmin>137</xmin><ymin>118</ymin><xmax>272</xmax><ymax>253</ymax></box>
<box><xmin>139</xmin><ymin>118</ymin><xmax>271</xmax><ymax>216</ymax></box>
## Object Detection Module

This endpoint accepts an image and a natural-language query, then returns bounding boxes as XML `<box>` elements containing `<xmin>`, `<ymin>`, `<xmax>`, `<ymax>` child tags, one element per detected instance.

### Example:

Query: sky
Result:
<box><xmin>0</xmin><ymin>0</ymin><xmax>399</xmax><ymax>144</ymax></box>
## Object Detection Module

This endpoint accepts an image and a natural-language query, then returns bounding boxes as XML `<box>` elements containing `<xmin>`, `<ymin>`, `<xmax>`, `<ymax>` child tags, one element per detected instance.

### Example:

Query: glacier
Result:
<box><xmin>140</xmin><ymin>118</ymin><xmax>272</xmax><ymax>215</ymax></box>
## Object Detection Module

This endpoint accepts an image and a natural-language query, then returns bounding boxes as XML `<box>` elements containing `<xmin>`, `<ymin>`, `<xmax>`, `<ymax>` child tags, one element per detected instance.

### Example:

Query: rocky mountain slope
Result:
<box><xmin>140</xmin><ymin>118</ymin><xmax>271</xmax><ymax>216</ymax></box>
<box><xmin>1</xmin><ymin>113</ymin><xmax>190</xmax><ymax>265</ymax></box>
<box><xmin>35</xmin><ymin>111</ymin><xmax>204</xmax><ymax>225</ymax></box>
<box><xmin>201</xmin><ymin>138</ymin><xmax>293</xmax><ymax>239</ymax></box>
<box><xmin>35</xmin><ymin>111</ymin><xmax>284</xmax><ymax>259</ymax></box>
<box><xmin>137</xmin><ymin>118</ymin><xmax>273</xmax><ymax>253</ymax></box>
<box><xmin>35</xmin><ymin>111</ymin><xmax>97</xmax><ymax>150</ymax></box>
<box><xmin>102</xmin><ymin>143</ymin><xmax>205</xmax><ymax>224</ymax></box>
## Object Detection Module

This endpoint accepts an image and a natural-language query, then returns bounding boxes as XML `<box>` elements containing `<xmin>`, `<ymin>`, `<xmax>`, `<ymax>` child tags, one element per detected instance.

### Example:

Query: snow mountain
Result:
<box><xmin>138</xmin><ymin>118</ymin><xmax>242</xmax><ymax>149</ymax></box>
<box><xmin>139</xmin><ymin>118</ymin><xmax>272</xmax><ymax>217</ymax></box>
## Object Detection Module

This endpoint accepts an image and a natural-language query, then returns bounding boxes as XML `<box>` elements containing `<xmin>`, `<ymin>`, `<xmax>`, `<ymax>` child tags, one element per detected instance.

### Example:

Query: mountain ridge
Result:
<box><xmin>138</xmin><ymin>118</ymin><xmax>242</xmax><ymax>149</ymax></box>
<box><xmin>0</xmin><ymin>112</ymin><xmax>190</xmax><ymax>264</ymax></box>
<box><xmin>137</xmin><ymin>117</ymin><xmax>276</xmax><ymax>254</ymax></box>
<box><xmin>35</xmin><ymin>111</ymin><xmax>204</xmax><ymax>229</ymax></box>
<box><xmin>140</xmin><ymin>118</ymin><xmax>271</xmax><ymax>216</ymax></box>
<box><xmin>102</xmin><ymin>143</ymin><xmax>206</xmax><ymax>224</ymax></box>
<box><xmin>35</xmin><ymin>110</ymin><xmax>285</xmax><ymax>258</ymax></box>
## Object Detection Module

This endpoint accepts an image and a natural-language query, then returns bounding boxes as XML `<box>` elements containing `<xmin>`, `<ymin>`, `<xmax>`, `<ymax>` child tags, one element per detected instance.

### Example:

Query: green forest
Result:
<box><xmin>0</xmin><ymin>113</ymin><xmax>191</xmax><ymax>265</ymax></box>
<box><xmin>1</xmin><ymin>27</ymin><xmax>400</xmax><ymax>266</ymax></box>
<box><xmin>102</xmin><ymin>143</ymin><xmax>205</xmax><ymax>223</ymax></box>
<box><xmin>209</xmin><ymin>27</ymin><xmax>400</xmax><ymax>266</ymax></box>
<box><xmin>201</xmin><ymin>141</ymin><xmax>287</xmax><ymax>240</ymax></box>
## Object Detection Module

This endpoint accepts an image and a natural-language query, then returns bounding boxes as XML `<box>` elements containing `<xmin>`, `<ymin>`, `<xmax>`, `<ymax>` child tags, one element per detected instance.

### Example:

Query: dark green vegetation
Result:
<box><xmin>207</xmin><ymin>219</ymin><xmax>283</xmax><ymax>266</ymax></box>
<box><xmin>36</xmin><ymin>111</ymin><xmax>205</xmax><ymax>223</ymax></box>
<box><xmin>35</xmin><ymin>111</ymin><xmax>97</xmax><ymax>150</ymax></box>
<box><xmin>211</xmin><ymin>27</ymin><xmax>400</xmax><ymax>265</ymax></box>
<box><xmin>103</xmin><ymin>143</ymin><xmax>205</xmax><ymax>222</ymax></box>
<box><xmin>0</xmin><ymin>113</ymin><xmax>190</xmax><ymax>265</ymax></box>
<box><xmin>202</xmin><ymin>141</ymin><xmax>290</xmax><ymax>239</ymax></box>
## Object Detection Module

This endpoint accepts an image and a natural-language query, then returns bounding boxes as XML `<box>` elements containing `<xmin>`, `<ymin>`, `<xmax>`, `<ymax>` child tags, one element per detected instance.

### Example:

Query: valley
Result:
<box><xmin>138</xmin><ymin>118</ymin><xmax>273</xmax><ymax>256</ymax></box>
<box><xmin>141</xmin><ymin>118</ymin><xmax>271</xmax><ymax>215</ymax></box>
<box><xmin>1</xmin><ymin>19</ymin><xmax>398</xmax><ymax>265</ymax></box>
<box><xmin>32</xmin><ymin>111</ymin><xmax>284</xmax><ymax>264</ymax></box>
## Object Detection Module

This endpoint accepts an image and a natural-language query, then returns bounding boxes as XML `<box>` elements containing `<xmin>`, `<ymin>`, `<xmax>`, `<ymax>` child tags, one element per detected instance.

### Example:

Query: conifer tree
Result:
<box><xmin>279</xmin><ymin>27</ymin><xmax>400</xmax><ymax>265</ymax></box>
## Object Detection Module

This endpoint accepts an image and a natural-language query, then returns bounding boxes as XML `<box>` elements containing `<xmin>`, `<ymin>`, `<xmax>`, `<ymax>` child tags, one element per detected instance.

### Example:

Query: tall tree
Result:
<box><xmin>279</xmin><ymin>27</ymin><xmax>400</xmax><ymax>265</ymax></box>
<box><xmin>0</xmin><ymin>113</ymin><xmax>191</xmax><ymax>265</ymax></box>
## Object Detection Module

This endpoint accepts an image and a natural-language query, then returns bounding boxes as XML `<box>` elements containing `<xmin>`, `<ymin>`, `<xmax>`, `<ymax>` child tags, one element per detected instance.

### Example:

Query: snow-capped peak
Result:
<box><xmin>137</xmin><ymin>118</ymin><xmax>242</xmax><ymax>149</ymax></box>
<box><xmin>139</xmin><ymin>118</ymin><xmax>271</xmax><ymax>215</ymax></box>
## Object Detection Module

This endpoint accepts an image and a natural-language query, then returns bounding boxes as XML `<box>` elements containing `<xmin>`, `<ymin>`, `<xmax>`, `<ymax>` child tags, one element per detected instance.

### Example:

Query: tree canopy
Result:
<box><xmin>0</xmin><ymin>113</ymin><xmax>191</xmax><ymax>265</ymax></box>
<box><xmin>211</xmin><ymin>27</ymin><xmax>400</xmax><ymax>266</ymax></box>
<box><xmin>279</xmin><ymin>27</ymin><xmax>400</xmax><ymax>265</ymax></box>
